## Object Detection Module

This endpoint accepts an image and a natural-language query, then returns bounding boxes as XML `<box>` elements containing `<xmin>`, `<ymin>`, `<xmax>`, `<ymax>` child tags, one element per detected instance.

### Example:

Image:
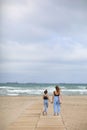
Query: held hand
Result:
<box><xmin>59</xmin><ymin>102</ymin><xmax>62</xmax><ymax>104</ymax></box>
<box><xmin>51</xmin><ymin>101</ymin><xmax>53</xmax><ymax>104</ymax></box>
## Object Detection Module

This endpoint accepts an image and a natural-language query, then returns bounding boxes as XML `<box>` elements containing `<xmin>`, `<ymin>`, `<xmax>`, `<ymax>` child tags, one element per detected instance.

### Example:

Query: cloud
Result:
<box><xmin>0</xmin><ymin>40</ymin><xmax>87</xmax><ymax>73</ymax></box>
<box><xmin>0</xmin><ymin>0</ymin><xmax>87</xmax><ymax>82</ymax></box>
<box><xmin>1</xmin><ymin>0</ymin><xmax>38</xmax><ymax>21</ymax></box>
<box><xmin>1</xmin><ymin>0</ymin><xmax>87</xmax><ymax>43</ymax></box>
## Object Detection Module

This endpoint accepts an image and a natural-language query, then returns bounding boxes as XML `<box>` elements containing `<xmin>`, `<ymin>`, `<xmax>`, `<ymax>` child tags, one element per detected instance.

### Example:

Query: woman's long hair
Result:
<box><xmin>55</xmin><ymin>85</ymin><xmax>60</xmax><ymax>94</ymax></box>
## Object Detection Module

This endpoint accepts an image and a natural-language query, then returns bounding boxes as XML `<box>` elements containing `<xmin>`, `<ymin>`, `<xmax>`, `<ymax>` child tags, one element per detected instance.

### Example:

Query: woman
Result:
<box><xmin>43</xmin><ymin>89</ymin><xmax>50</xmax><ymax>115</ymax></box>
<box><xmin>52</xmin><ymin>85</ymin><xmax>62</xmax><ymax>116</ymax></box>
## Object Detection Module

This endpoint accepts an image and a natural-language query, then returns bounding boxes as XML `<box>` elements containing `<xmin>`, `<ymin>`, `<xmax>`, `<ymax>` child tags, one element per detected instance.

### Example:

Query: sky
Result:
<box><xmin>0</xmin><ymin>0</ymin><xmax>87</xmax><ymax>83</ymax></box>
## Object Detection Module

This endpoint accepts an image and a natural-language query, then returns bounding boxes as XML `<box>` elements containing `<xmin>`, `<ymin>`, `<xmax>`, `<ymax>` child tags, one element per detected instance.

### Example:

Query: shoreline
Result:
<box><xmin>0</xmin><ymin>96</ymin><xmax>87</xmax><ymax>130</ymax></box>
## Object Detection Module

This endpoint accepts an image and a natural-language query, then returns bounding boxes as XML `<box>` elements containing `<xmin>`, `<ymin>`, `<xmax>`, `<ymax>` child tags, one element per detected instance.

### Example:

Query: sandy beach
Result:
<box><xmin>0</xmin><ymin>96</ymin><xmax>87</xmax><ymax>130</ymax></box>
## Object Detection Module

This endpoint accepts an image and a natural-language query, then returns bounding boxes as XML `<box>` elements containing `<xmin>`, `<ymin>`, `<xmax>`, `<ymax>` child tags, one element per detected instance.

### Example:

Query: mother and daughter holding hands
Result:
<box><xmin>43</xmin><ymin>85</ymin><xmax>62</xmax><ymax>116</ymax></box>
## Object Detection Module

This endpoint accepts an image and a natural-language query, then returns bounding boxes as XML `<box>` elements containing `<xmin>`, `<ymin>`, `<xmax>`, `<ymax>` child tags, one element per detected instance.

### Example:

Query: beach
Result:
<box><xmin>0</xmin><ymin>96</ymin><xmax>87</xmax><ymax>130</ymax></box>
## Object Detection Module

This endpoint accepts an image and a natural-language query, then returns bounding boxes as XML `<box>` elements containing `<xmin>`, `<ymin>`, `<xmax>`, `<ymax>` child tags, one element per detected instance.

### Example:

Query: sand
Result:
<box><xmin>0</xmin><ymin>96</ymin><xmax>87</xmax><ymax>130</ymax></box>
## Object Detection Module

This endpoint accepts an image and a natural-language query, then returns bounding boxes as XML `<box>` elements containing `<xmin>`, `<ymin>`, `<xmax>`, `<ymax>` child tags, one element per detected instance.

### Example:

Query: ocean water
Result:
<box><xmin>0</xmin><ymin>83</ymin><xmax>87</xmax><ymax>96</ymax></box>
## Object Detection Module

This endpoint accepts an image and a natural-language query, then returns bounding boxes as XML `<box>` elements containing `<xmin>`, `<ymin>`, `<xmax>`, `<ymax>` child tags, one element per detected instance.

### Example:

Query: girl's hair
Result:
<box><xmin>44</xmin><ymin>89</ymin><xmax>48</xmax><ymax>94</ymax></box>
<box><xmin>55</xmin><ymin>85</ymin><xmax>60</xmax><ymax>94</ymax></box>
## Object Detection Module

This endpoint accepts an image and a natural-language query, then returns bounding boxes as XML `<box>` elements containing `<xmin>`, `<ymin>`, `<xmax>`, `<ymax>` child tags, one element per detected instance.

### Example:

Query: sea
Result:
<box><xmin>0</xmin><ymin>83</ymin><xmax>87</xmax><ymax>96</ymax></box>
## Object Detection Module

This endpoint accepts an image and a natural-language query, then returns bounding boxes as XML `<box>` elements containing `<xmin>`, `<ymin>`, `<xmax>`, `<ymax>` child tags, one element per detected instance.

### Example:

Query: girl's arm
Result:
<box><xmin>43</xmin><ymin>94</ymin><xmax>44</xmax><ymax>99</ymax></box>
<box><xmin>47</xmin><ymin>95</ymin><xmax>51</xmax><ymax>102</ymax></box>
<box><xmin>51</xmin><ymin>92</ymin><xmax>54</xmax><ymax>103</ymax></box>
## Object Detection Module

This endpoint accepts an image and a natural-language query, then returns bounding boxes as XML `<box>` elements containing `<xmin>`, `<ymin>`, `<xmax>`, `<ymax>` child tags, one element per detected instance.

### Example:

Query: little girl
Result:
<box><xmin>43</xmin><ymin>89</ymin><xmax>50</xmax><ymax>115</ymax></box>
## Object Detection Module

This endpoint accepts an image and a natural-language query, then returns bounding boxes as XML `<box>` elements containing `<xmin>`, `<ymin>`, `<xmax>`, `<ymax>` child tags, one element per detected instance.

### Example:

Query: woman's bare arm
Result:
<box><xmin>59</xmin><ymin>94</ymin><xmax>62</xmax><ymax>104</ymax></box>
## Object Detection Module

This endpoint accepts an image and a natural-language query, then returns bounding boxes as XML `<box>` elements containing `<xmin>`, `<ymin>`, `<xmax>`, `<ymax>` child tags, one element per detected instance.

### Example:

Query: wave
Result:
<box><xmin>0</xmin><ymin>84</ymin><xmax>87</xmax><ymax>96</ymax></box>
<box><xmin>62</xmin><ymin>89</ymin><xmax>87</xmax><ymax>92</ymax></box>
<box><xmin>1</xmin><ymin>89</ymin><xmax>87</xmax><ymax>96</ymax></box>
<box><xmin>62</xmin><ymin>89</ymin><xmax>87</xmax><ymax>95</ymax></box>
<box><xmin>77</xmin><ymin>86</ymin><xmax>87</xmax><ymax>89</ymax></box>
<box><xmin>7</xmin><ymin>93</ymin><xmax>19</xmax><ymax>96</ymax></box>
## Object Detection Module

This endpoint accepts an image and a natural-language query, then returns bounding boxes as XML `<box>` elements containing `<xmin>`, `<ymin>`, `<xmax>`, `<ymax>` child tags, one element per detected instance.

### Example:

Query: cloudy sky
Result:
<box><xmin>0</xmin><ymin>0</ymin><xmax>87</xmax><ymax>83</ymax></box>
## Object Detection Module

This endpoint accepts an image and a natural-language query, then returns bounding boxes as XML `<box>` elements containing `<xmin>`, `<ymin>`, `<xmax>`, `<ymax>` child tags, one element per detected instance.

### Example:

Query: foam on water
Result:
<box><xmin>0</xmin><ymin>83</ymin><xmax>87</xmax><ymax>96</ymax></box>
